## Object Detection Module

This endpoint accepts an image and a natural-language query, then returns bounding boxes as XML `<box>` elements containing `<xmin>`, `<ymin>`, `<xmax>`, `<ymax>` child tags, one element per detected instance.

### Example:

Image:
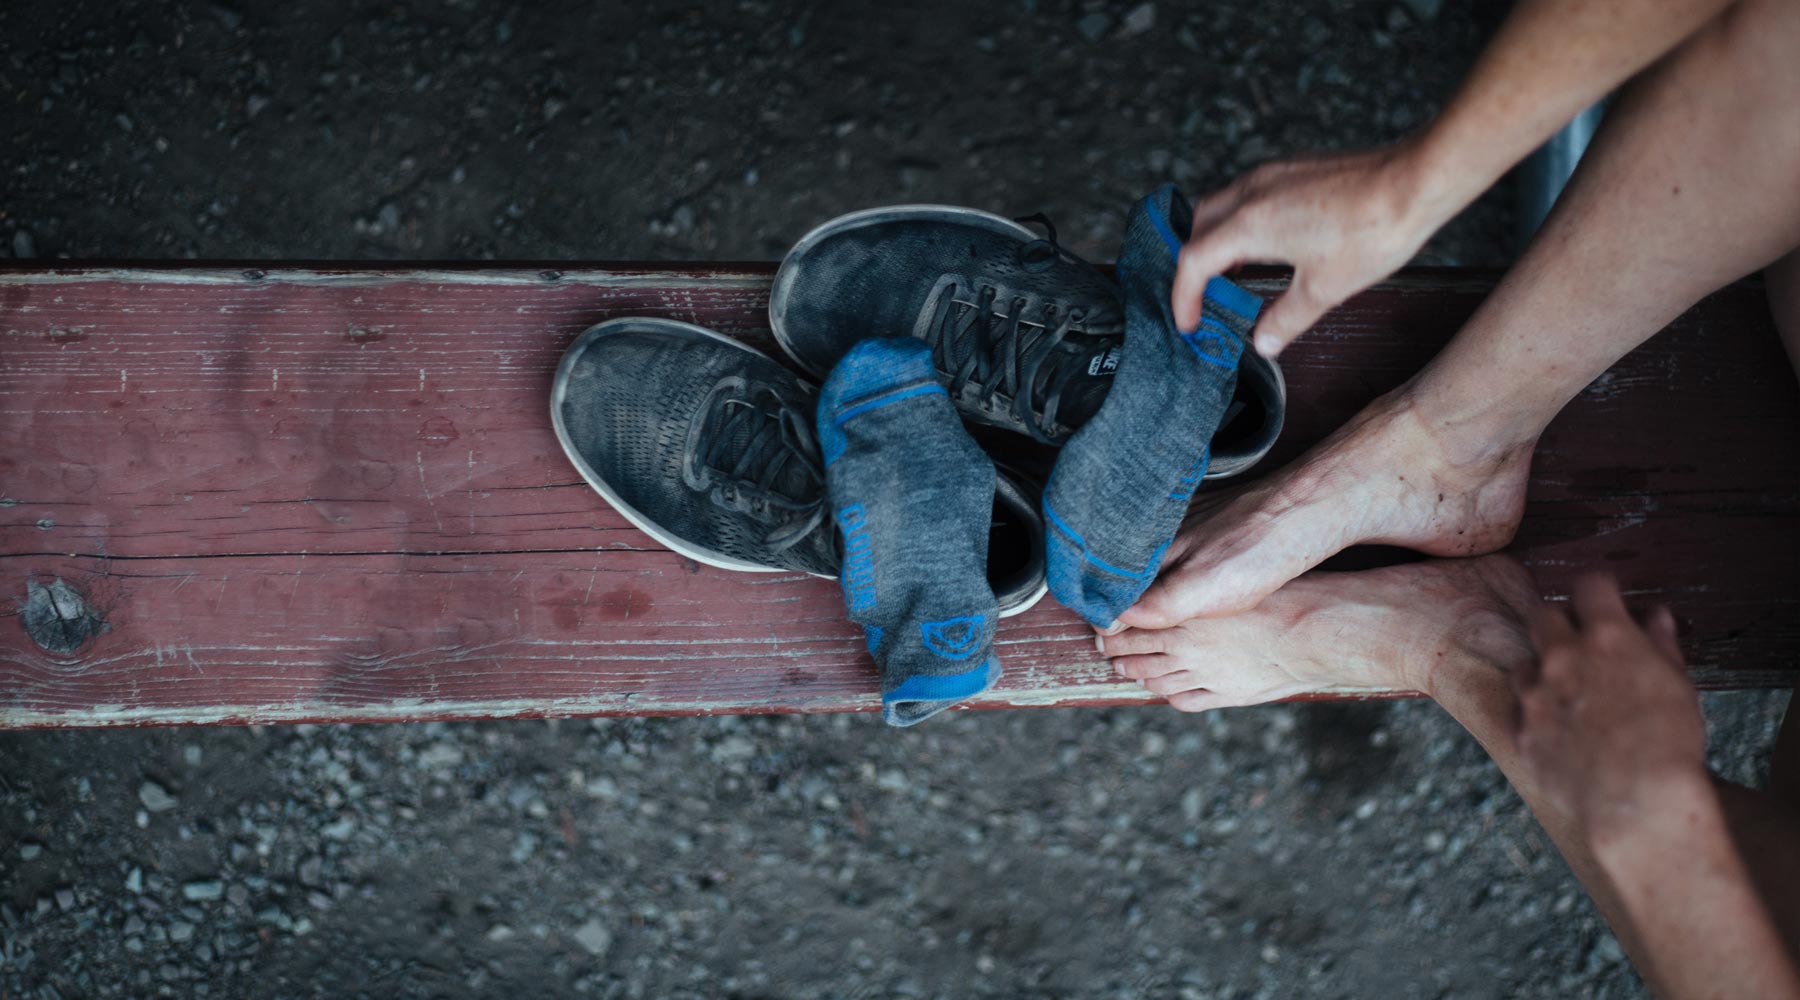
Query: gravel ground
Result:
<box><xmin>2</xmin><ymin>1</ymin><xmax>1792</xmax><ymax>998</ymax></box>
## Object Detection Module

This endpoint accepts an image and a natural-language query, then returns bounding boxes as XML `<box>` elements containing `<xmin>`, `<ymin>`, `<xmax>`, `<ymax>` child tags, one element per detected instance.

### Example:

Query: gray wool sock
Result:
<box><xmin>1041</xmin><ymin>184</ymin><xmax>1262</xmax><ymax>629</ymax></box>
<box><xmin>818</xmin><ymin>337</ymin><xmax>1003</xmax><ymax>726</ymax></box>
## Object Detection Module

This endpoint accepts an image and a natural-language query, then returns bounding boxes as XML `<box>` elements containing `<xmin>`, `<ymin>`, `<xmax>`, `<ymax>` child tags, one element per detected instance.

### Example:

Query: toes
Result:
<box><xmin>1142</xmin><ymin>669</ymin><xmax>1211</xmax><ymax>697</ymax></box>
<box><xmin>1165</xmin><ymin>689</ymin><xmax>1237</xmax><ymax>713</ymax></box>
<box><xmin>1111</xmin><ymin>654</ymin><xmax>1180</xmax><ymax>681</ymax></box>
<box><xmin>1120</xmin><ymin>570</ymin><xmax>1242</xmax><ymax>628</ymax></box>
<box><xmin>1096</xmin><ymin>627</ymin><xmax>1165</xmax><ymax>658</ymax></box>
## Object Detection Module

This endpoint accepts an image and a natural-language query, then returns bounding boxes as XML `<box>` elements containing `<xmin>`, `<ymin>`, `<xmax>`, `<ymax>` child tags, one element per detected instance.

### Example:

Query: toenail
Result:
<box><xmin>1095</xmin><ymin>634</ymin><xmax>1106</xmax><ymax>655</ymax></box>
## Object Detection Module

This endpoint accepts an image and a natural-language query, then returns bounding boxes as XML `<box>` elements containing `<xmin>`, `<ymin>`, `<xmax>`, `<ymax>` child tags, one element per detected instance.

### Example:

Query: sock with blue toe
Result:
<box><xmin>1041</xmin><ymin>184</ymin><xmax>1263</xmax><ymax>629</ymax></box>
<box><xmin>818</xmin><ymin>337</ymin><xmax>1003</xmax><ymax>727</ymax></box>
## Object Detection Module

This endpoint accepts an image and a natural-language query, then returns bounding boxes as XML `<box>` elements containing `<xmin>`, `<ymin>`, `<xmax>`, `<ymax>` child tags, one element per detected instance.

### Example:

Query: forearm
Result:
<box><xmin>1427</xmin><ymin>654</ymin><xmax>1800</xmax><ymax>998</ymax></box>
<box><xmin>1597</xmin><ymin>774</ymin><xmax>1800</xmax><ymax>999</ymax></box>
<box><xmin>1394</xmin><ymin>0</ymin><xmax>1800</xmax><ymax>456</ymax></box>
<box><xmin>1421</xmin><ymin>654</ymin><xmax>1653</xmax><ymax>962</ymax></box>
<box><xmin>1401</xmin><ymin>0</ymin><xmax>1735</xmax><ymax>232</ymax></box>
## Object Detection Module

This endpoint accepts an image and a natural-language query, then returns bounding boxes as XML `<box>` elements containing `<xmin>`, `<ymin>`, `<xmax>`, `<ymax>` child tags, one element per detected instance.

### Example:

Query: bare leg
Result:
<box><xmin>1123</xmin><ymin>0</ymin><xmax>1800</xmax><ymax>628</ymax></box>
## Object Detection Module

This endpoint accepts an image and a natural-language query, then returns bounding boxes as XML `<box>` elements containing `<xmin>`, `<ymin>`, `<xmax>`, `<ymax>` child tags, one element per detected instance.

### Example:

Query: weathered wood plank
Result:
<box><xmin>2</xmin><ymin>264</ymin><xmax>1796</xmax><ymax>728</ymax></box>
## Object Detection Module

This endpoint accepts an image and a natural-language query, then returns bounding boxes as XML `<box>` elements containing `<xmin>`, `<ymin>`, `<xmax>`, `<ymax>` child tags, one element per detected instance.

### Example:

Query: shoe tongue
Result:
<box><xmin>1050</xmin><ymin>341</ymin><xmax>1119</xmax><ymax>428</ymax></box>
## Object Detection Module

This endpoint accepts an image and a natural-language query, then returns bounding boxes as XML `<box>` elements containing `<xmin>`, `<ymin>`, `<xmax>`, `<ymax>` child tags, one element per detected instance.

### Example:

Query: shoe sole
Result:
<box><xmin>550</xmin><ymin>316</ymin><xmax>821</xmax><ymax>577</ymax></box>
<box><xmin>551</xmin><ymin>316</ymin><xmax>1047</xmax><ymax>616</ymax></box>
<box><xmin>769</xmin><ymin>204</ymin><xmax>1040</xmax><ymax>380</ymax></box>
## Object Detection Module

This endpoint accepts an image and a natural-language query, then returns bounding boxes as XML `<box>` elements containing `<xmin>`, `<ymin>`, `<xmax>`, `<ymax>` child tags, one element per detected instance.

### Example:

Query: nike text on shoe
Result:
<box><xmin>551</xmin><ymin>318</ymin><xmax>1047</xmax><ymax>615</ymax></box>
<box><xmin>1041</xmin><ymin>185</ymin><xmax>1263</xmax><ymax>629</ymax></box>
<box><xmin>771</xmin><ymin>205</ymin><xmax>1124</xmax><ymax>443</ymax></box>
<box><xmin>818</xmin><ymin>337</ymin><xmax>1003</xmax><ymax>726</ymax></box>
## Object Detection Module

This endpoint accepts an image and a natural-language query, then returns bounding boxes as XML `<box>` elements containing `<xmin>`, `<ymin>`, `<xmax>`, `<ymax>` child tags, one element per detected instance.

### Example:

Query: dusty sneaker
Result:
<box><xmin>770</xmin><ymin>202</ymin><xmax>1283</xmax><ymax>476</ymax></box>
<box><xmin>551</xmin><ymin>318</ymin><xmax>1047</xmax><ymax>614</ymax></box>
<box><xmin>771</xmin><ymin>205</ymin><xmax>1124</xmax><ymax>443</ymax></box>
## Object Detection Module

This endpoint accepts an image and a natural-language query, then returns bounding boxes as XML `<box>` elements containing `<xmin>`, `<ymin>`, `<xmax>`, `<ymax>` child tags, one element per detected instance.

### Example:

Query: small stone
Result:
<box><xmin>226</xmin><ymin>884</ymin><xmax>249</xmax><ymax>907</ymax></box>
<box><xmin>124</xmin><ymin>915</ymin><xmax>147</xmax><ymax>935</ymax></box>
<box><xmin>126</xmin><ymin>868</ymin><xmax>144</xmax><ymax>893</ymax></box>
<box><xmin>1180</xmin><ymin>787</ymin><xmax>1204</xmax><ymax>823</ymax></box>
<box><xmin>297</xmin><ymin>856</ymin><xmax>324</xmax><ymax>887</ymax></box>
<box><xmin>375</xmin><ymin>202</ymin><xmax>400</xmax><ymax>234</ymax></box>
<box><xmin>184</xmin><ymin>744</ymin><xmax>203</xmax><ymax>767</ymax></box>
<box><xmin>115</xmin><ymin>113</ymin><xmax>135</xmax><ymax>132</ymax></box>
<box><xmin>1076</xmin><ymin>12</ymin><xmax>1111</xmax><ymax>42</ymax></box>
<box><xmin>572</xmin><ymin>918</ymin><xmax>612</xmax><ymax>957</ymax></box>
<box><xmin>13</xmin><ymin>229</ymin><xmax>37</xmax><ymax>258</ymax></box>
<box><xmin>417</xmin><ymin>743</ymin><xmax>462</xmax><ymax>768</ymax></box>
<box><xmin>542</xmin><ymin>96</ymin><xmax>567</xmax><ymax>122</ymax></box>
<box><xmin>18</xmin><ymin>842</ymin><xmax>42</xmax><ymax>861</ymax></box>
<box><xmin>55</xmin><ymin>888</ymin><xmax>76</xmax><ymax>911</ymax></box>
<box><xmin>671</xmin><ymin>203</ymin><xmax>696</xmax><ymax>233</ymax></box>
<box><xmin>246</xmin><ymin>93</ymin><xmax>271</xmax><ymax>119</ymax></box>
<box><xmin>486</xmin><ymin>923</ymin><xmax>515</xmax><ymax>943</ymax></box>
<box><xmin>1119</xmin><ymin>3</ymin><xmax>1156</xmax><ymax>37</ymax></box>
<box><xmin>321</xmin><ymin>818</ymin><xmax>355</xmax><ymax>841</ymax></box>
<box><xmin>711</xmin><ymin>735</ymin><xmax>755</xmax><ymax>762</ymax></box>
<box><xmin>139</xmin><ymin>780</ymin><xmax>178</xmax><ymax>813</ymax></box>
<box><xmin>1354</xmin><ymin>799</ymin><xmax>1378</xmax><ymax>821</ymax></box>
<box><xmin>182</xmin><ymin>880</ymin><xmax>224</xmax><ymax>902</ymax></box>
<box><xmin>169</xmin><ymin>921</ymin><xmax>196</xmax><ymax>943</ymax></box>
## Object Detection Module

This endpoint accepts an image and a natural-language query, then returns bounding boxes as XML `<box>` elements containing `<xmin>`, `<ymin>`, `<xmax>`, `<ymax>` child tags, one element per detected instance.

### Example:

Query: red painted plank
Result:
<box><xmin>1</xmin><ymin>265</ymin><xmax>1796</xmax><ymax>728</ymax></box>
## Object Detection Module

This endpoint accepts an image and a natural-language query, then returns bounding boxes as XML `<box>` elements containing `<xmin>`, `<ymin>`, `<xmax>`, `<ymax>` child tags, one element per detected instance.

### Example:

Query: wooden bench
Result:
<box><xmin>2</xmin><ymin>264</ymin><xmax>1796</xmax><ymax>729</ymax></box>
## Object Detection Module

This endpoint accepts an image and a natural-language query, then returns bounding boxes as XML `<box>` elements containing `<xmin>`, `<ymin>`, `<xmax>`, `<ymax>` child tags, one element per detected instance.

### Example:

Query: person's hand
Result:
<box><xmin>1511</xmin><ymin>574</ymin><xmax>1709</xmax><ymax>844</ymax></box>
<box><xmin>1172</xmin><ymin>143</ymin><xmax>1446</xmax><ymax>357</ymax></box>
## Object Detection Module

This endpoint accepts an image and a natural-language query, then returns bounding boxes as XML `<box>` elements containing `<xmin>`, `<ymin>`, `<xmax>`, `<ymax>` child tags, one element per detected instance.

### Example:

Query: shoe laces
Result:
<box><xmin>690</xmin><ymin>383</ymin><xmax>826</xmax><ymax>552</ymax></box>
<box><xmin>925</xmin><ymin>214</ymin><xmax>1095</xmax><ymax>443</ymax></box>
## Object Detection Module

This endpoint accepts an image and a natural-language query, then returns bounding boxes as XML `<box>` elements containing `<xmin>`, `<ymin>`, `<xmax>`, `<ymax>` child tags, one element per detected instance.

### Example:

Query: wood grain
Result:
<box><xmin>2</xmin><ymin>264</ymin><xmax>1795</xmax><ymax>728</ymax></box>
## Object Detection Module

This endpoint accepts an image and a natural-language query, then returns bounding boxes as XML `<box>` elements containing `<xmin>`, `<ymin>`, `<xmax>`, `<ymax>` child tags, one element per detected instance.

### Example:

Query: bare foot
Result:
<box><xmin>1098</xmin><ymin>555</ymin><xmax>1539</xmax><ymax>712</ymax></box>
<box><xmin>1119</xmin><ymin>388</ymin><xmax>1533</xmax><ymax>628</ymax></box>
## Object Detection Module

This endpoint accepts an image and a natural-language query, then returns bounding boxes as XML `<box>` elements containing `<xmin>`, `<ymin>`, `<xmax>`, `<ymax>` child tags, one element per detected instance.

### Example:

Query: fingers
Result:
<box><xmin>1249</xmin><ymin>277</ymin><xmax>1332</xmax><ymax>358</ymax></box>
<box><xmin>1527</xmin><ymin>601</ymin><xmax>1577</xmax><ymax>660</ymax></box>
<box><xmin>1647</xmin><ymin>604</ymin><xmax>1684</xmax><ymax>666</ymax></box>
<box><xmin>1172</xmin><ymin>230</ymin><xmax>1249</xmax><ymax>333</ymax></box>
<box><xmin>1569</xmin><ymin>573</ymin><xmax>1630</xmax><ymax>627</ymax></box>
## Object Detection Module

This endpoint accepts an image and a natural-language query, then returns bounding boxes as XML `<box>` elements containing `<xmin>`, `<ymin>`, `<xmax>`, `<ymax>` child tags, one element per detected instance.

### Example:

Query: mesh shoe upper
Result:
<box><xmin>552</xmin><ymin>318</ymin><xmax>840</xmax><ymax>577</ymax></box>
<box><xmin>551</xmin><ymin>317</ymin><xmax>1049</xmax><ymax>613</ymax></box>
<box><xmin>771</xmin><ymin>207</ymin><xmax>1125</xmax><ymax>443</ymax></box>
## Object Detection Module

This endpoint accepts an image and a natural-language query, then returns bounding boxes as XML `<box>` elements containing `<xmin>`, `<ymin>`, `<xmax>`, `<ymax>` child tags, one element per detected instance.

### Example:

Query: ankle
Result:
<box><xmin>1409</xmin><ymin>561</ymin><xmax>1537</xmax><ymax>696</ymax></box>
<box><xmin>1384</xmin><ymin>381</ymin><xmax>1538</xmax><ymax>474</ymax></box>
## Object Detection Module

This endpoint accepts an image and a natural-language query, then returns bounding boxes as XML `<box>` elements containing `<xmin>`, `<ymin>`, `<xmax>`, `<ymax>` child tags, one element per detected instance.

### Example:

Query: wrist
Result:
<box><xmin>1590</xmin><ymin>764</ymin><xmax>1722</xmax><ymax>874</ymax></box>
<box><xmin>1387</xmin><ymin>129</ymin><xmax>1474</xmax><ymax>241</ymax></box>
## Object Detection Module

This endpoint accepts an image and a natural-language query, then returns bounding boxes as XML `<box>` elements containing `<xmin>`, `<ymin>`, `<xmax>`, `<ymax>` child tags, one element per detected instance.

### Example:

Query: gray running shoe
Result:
<box><xmin>771</xmin><ymin>205</ymin><xmax>1125</xmax><ymax>444</ymax></box>
<box><xmin>770</xmin><ymin>204</ymin><xmax>1284</xmax><ymax>477</ymax></box>
<box><xmin>551</xmin><ymin>318</ymin><xmax>1047</xmax><ymax>614</ymax></box>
